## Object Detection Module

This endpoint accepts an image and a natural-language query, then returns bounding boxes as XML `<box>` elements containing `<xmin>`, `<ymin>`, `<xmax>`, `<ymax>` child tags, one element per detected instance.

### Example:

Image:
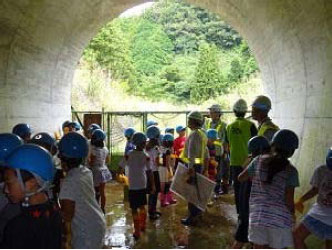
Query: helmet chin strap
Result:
<box><xmin>15</xmin><ymin>169</ymin><xmax>50</xmax><ymax>207</ymax></box>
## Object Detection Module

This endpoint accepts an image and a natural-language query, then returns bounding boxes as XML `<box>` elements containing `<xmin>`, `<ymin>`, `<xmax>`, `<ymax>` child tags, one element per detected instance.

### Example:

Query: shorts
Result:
<box><xmin>248</xmin><ymin>225</ymin><xmax>293</xmax><ymax>249</ymax></box>
<box><xmin>159</xmin><ymin>167</ymin><xmax>168</xmax><ymax>183</ymax></box>
<box><xmin>302</xmin><ymin>215</ymin><xmax>332</xmax><ymax>240</ymax></box>
<box><xmin>129</xmin><ymin>189</ymin><xmax>147</xmax><ymax>210</ymax></box>
<box><xmin>92</xmin><ymin>167</ymin><xmax>112</xmax><ymax>187</ymax></box>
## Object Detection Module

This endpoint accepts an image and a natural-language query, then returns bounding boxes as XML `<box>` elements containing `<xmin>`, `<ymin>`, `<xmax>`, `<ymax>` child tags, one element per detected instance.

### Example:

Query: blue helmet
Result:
<box><xmin>62</xmin><ymin>120</ymin><xmax>71</xmax><ymax>130</ymax></box>
<box><xmin>146</xmin><ymin>125</ymin><xmax>160</xmax><ymax>139</ymax></box>
<box><xmin>147</xmin><ymin>120</ymin><xmax>158</xmax><ymax>128</ymax></box>
<box><xmin>132</xmin><ymin>132</ymin><xmax>147</xmax><ymax>146</ymax></box>
<box><xmin>70</xmin><ymin>121</ymin><xmax>81</xmax><ymax>131</ymax></box>
<box><xmin>326</xmin><ymin>147</ymin><xmax>332</xmax><ymax>170</ymax></box>
<box><xmin>271</xmin><ymin>129</ymin><xmax>299</xmax><ymax>156</ymax></box>
<box><xmin>248</xmin><ymin>136</ymin><xmax>270</xmax><ymax>155</ymax></box>
<box><xmin>207</xmin><ymin>129</ymin><xmax>218</xmax><ymax>140</ymax></box>
<box><xmin>176</xmin><ymin>125</ymin><xmax>185</xmax><ymax>134</ymax></box>
<box><xmin>30</xmin><ymin>133</ymin><xmax>57</xmax><ymax>153</ymax></box>
<box><xmin>165</xmin><ymin>127</ymin><xmax>175</xmax><ymax>134</ymax></box>
<box><xmin>12</xmin><ymin>123</ymin><xmax>32</xmax><ymax>139</ymax></box>
<box><xmin>162</xmin><ymin>133</ymin><xmax>174</xmax><ymax>142</ymax></box>
<box><xmin>124</xmin><ymin>127</ymin><xmax>136</xmax><ymax>138</ymax></box>
<box><xmin>5</xmin><ymin>144</ymin><xmax>55</xmax><ymax>182</ymax></box>
<box><xmin>59</xmin><ymin>132</ymin><xmax>88</xmax><ymax>158</ymax></box>
<box><xmin>88</xmin><ymin>123</ymin><xmax>101</xmax><ymax>133</ymax></box>
<box><xmin>92</xmin><ymin>129</ymin><xmax>106</xmax><ymax>141</ymax></box>
<box><xmin>0</xmin><ymin>133</ymin><xmax>23</xmax><ymax>163</ymax></box>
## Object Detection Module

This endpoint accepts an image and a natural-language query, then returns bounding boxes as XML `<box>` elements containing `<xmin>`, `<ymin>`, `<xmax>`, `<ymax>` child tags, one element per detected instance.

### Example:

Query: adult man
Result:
<box><xmin>205</xmin><ymin>104</ymin><xmax>229</xmax><ymax>195</ymax></box>
<box><xmin>251</xmin><ymin>95</ymin><xmax>279</xmax><ymax>141</ymax></box>
<box><xmin>226</xmin><ymin>99</ymin><xmax>257</xmax><ymax>214</ymax></box>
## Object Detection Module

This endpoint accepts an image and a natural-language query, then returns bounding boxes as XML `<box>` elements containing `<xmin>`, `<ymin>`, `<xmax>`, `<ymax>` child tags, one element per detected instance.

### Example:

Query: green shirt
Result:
<box><xmin>226</xmin><ymin>117</ymin><xmax>257</xmax><ymax>166</ymax></box>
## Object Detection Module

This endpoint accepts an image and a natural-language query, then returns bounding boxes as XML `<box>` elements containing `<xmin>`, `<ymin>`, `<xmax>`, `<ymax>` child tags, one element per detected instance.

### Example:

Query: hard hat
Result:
<box><xmin>248</xmin><ymin>136</ymin><xmax>270</xmax><ymax>155</ymax></box>
<box><xmin>59</xmin><ymin>132</ymin><xmax>88</xmax><ymax>158</ymax></box>
<box><xmin>233</xmin><ymin>99</ymin><xmax>248</xmax><ymax>113</ymax></box>
<box><xmin>70</xmin><ymin>121</ymin><xmax>81</xmax><ymax>131</ymax></box>
<box><xmin>132</xmin><ymin>132</ymin><xmax>147</xmax><ymax>146</ymax></box>
<box><xmin>124</xmin><ymin>127</ymin><xmax>136</xmax><ymax>138</ymax></box>
<box><xmin>146</xmin><ymin>125</ymin><xmax>160</xmax><ymax>139</ymax></box>
<box><xmin>12</xmin><ymin>123</ymin><xmax>32</xmax><ymax>139</ymax></box>
<box><xmin>162</xmin><ymin>133</ymin><xmax>174</xmax><ymax>142</ymax></box>
<box><xmin>165</xmin><ymin>127</ymin><xmax>175</xmax><ymax>134</ymax></box>
<box><xmin>88</xmin><ymin>123</ymin><xmax>101</xmax><ymax>133</ymax></box>
<box><xmin>208</xmin><ymin>104</ymin><xmax>222</xmax><ymax>113</ymax></box>
<box><xmin>91</xmin><ymin>129</ymin><xmax>106</xmax><ymax>141</ymax></box>
<box><xmin>188</xmin><ymin>111</ymin><xmax>204</xmax><ymax>123</ymax></box>
<box><xmin>147</xmin><ymin>120</ymin><xmax>158</xmax><ymax>128</ymax></box>
<box><xmin>62</xmin><ymin>120</ymin><xmax>71</xmax><ymax>130</ymax></box>
<box><xmin>5</xmin><ymin>144</ymin><xmax>55</xmax><ymax>182</ymax></box>
<box><xmin>176</xmin><ymin>125</ymin><xmax>186</xmax><ymax>133</ymax></box>
<box><xmin>30</xmin><ymin>133</ymin><xmax>57</xmax><ymax>152</ymax></box>
<box><xmin>271</xmin><ymin>129</ymin><xmax>299</xmax><ymax>156</ymax></box>
<box><xmin>206</xmin><ymin>129</ymin><xmax>218</xmax><ymax>140</ymax></box>
<box><xmin>326</xmin><ymin>147</ymin><xmax>332</xmax><ymax>170</ymax></box>
<box><xmin>0</xmin><ymin>133</ymin><xmax>23</xmax><ymax>163</ymax></box>
<box><xmin>252</xmin><ymin>95</ymin><xmax>272</xmax><ymax>111</ymax></box>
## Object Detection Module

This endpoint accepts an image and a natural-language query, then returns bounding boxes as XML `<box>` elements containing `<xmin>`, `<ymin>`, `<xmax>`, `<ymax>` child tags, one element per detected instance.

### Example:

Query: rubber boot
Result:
<box><xmin>140</xmin><ymin>210</ymin><xmax>147</xmax><ymax>232</ymax></box>
<box><xmin>167</xmin><ymin>192</ymin><xmax>177</xmax><ymax>204</ymax></box>
<box><xmin>133</xmin><ymin>216</ymin><xmax>141</xmax><ymax>239</ymax></box>
<box><xmin>160</xmin><ymin>193</ymin><xmax>169</xmax><ymax>207</ymax></box>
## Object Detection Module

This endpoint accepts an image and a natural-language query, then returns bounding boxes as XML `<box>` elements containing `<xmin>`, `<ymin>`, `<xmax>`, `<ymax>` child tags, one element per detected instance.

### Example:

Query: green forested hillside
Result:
<box><xmin>82</xmin><ymin>0</ymin><xmax>259</xmax><ymax>105</ymax></box>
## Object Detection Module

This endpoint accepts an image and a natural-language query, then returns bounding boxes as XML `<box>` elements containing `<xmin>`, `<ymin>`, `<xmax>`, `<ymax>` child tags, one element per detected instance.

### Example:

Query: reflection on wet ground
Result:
<box><xmin>104</xmin><ymin>182</ymin><xmax>237</xmax><ymax>249</ymax></box>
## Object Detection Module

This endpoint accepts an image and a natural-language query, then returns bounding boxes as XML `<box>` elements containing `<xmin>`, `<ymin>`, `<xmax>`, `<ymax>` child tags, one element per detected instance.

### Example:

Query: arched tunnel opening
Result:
<box><xmin>0</xmin><ymin>0</ymin><xmax>331</xmax><ymax>248</ymax></box>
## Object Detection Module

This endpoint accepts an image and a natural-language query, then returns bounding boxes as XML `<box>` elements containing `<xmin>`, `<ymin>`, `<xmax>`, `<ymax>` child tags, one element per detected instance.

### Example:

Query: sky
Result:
<box><xmin>120</xmin><ymin>2</ymin><xmax>155</xmax><ymax>18</ymax></box>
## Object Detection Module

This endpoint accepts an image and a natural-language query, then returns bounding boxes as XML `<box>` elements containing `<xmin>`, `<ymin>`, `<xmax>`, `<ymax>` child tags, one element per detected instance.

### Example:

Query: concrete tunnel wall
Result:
<box><xmin>0</xmin><ymin>0</ymin><xmax>331</xmax><ymax>194</ymax></box>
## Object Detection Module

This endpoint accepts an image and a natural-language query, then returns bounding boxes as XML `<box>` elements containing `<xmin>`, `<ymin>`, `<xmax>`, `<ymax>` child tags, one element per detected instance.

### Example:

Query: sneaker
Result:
<box><xmin>149</xmin><ymin>213</ymin><xmax>160</xmax><ymax>220</ymax></box>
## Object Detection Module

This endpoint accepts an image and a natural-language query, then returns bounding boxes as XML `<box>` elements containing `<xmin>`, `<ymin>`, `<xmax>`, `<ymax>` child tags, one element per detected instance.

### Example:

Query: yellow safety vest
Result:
<box><xmin>206</xmin><ymin>119</ymin><xmax>227</xmax><ymax>142</ymax></box>
<box><xmin>180</xmin><ymin>129</ymin><xmax>207</xmax><ymax>165</ymax></box>
<box><xmin>258</xmin><ymin>119</ymin><xmax>279</xmax><ymax>139</ymax></box>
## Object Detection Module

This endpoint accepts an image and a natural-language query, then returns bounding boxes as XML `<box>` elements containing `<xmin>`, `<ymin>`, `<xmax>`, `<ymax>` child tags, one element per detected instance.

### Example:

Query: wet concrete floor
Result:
<box><xmin>104</xmin><ymin>182</ymin><xmax>237</xmax><ymax>249</ymax></box>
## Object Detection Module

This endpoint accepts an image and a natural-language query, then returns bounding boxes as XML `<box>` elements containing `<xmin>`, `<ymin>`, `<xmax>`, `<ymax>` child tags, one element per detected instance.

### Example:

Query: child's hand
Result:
<box><xmin>295</xmin><ymin>200</ymin><xmax>304</xmax><ymax>213</ymax></box>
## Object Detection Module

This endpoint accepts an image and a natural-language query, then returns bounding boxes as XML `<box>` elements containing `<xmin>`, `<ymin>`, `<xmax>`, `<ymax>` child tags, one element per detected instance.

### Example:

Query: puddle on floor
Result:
<box><xmin>104</xmin><ymin>182</ymin><xmax>237</xmax><ymax>249</ymax></box>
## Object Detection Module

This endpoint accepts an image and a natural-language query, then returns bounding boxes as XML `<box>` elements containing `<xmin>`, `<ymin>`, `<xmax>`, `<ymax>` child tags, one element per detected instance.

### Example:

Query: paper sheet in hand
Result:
<box><xmin>170</xmin><ymin>163</ymin><xmax>216</xmax><ymax>211</ymax></box>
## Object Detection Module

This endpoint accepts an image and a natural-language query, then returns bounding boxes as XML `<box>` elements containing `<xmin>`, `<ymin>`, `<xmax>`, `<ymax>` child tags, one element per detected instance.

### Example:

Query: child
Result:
<box><xmin>206</xmin><ymin>129</ymin><xmax>219</xmax><ymax>181</ymax></box>
<box><xmin>58</xmin><ymin>132</ymin><xmax>106</xmax><ymax>248</ymax></box>
<box><xmin>233</xmin><ymin>136</ymin><xmax>270</xmax><ymax>248</ymax></box>
<box><xmin>293</xmin><ymin>147</ymin><xmax>332</xmax><ymax>248</ymax></box>
<box><xmin>165</xmin><ymin>127</ymin><xmax>175</xmax><ymax>136</ymax></box>
<box><xmin>87</xmin><ymin>123</ymin><xmax>101</xmax><ymax>139</ymax></box>
<box><xmin>159</xmin><ymin>133</ymin><xmax>177</xmax><ymax>207</ymax></box>
<box><xmin>1</xmin><ymin>144</ymin><xmax>62</xmax><ymax>248</ymax></box>
<box><xmin>88</xmin><ymin>129</ymin><xmax>112</xmax><ymax>213</ymax></box>
<box><xmin>0</xmin><ymin>133</ymin><xmax>23</xmax><ymax>244</ymax></box>
<box><xmin>126</xmin><ymin>132</ymin><xmax>153</xmax><ymax>239</ymax></box>
<box><xmin>30</xmin><ymin>132</ymin><xmax>63</xmax><ymax>206</ymax></box>
<box><xmin>238</xmin><ymin>129</ymin><xmax>300</xmax><ymax>249</ymax></box>
<box><xmin>173</xmin><ymin>125</ymin><xmax>186</xmax><ymax>171</ymax></box>
<box><xmin>12</xmin><ymin>123</ymin><xmax>32</xmax><ymax>143</ymax></box>
<box><xmin>146</xmin><ymin>125</ymin><xmax>161</xmax><ymax>220</ymax></box>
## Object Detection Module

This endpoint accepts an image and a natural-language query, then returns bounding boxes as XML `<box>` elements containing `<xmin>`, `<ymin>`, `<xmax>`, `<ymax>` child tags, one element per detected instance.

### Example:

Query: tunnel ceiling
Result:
<box><xmin>0</xmin><ymin>0</ymin><xmax>331</xmax><ymax>192</ymax></box>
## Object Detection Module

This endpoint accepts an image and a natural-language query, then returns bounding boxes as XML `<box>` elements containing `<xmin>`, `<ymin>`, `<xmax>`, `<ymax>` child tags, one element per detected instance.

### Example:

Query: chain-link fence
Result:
<box><xmin>72</xmin><ymin>110</ymin><xmax>248</xmax><ymax>172</ymax></box>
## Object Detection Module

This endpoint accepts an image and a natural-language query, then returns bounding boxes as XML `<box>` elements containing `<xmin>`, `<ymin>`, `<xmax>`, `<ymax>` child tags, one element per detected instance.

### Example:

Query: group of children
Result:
<box><xmin>0</xmin><ymin>94</ymin><xmax>331</xmax><ymax>249</ymax></box>
<box><xmin>0</xmin><ymin>121</ymin><xmax>111</xmax><ymax>248</ymax></box>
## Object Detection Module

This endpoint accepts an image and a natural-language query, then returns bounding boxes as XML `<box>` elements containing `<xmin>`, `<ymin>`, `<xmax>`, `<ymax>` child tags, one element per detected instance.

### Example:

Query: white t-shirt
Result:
<box><xmin>126</xmin><ymin>150</ymin><xmax>150</xmax><ymax>190</ymax></box>
<box><xmin>308</xmin><ymin>164</ymin><xmax>332</xmax><ymax>225</ymax></box>
<box><xmin>59</xmin><ymin>166</ymin><xmax>106</xmax><ymax>248</ymax></box>
<box><xmin>146</xmin><ymin>146</ymin><xmax>159</xmax><ymax>172</ymax></box>
<box><xmin>89</xmin><ymin>146</ymin><xmax>109</xmax><ymax>169</ymax></box>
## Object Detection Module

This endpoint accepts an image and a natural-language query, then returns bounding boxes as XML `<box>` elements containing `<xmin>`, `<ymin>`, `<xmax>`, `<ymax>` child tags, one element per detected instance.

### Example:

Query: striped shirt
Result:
<box><xmin>248</xmin><ymin>155</ymin><xmax>299</xmax><ymax>229</ymax></box>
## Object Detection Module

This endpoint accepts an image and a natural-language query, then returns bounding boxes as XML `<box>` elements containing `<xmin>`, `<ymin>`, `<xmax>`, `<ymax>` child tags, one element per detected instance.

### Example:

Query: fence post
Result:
<box><xmin>107</xmin><ymin>113</ymin><xmax>111</xmax><ymax>152</ymax></box>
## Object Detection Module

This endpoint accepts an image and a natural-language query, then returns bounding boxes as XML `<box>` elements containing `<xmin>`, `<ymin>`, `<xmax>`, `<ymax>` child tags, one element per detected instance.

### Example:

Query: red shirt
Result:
<box><xmin>173</xmin><ymin>136</ymin><xmax>186</xmax><ymax>157</ymax></box>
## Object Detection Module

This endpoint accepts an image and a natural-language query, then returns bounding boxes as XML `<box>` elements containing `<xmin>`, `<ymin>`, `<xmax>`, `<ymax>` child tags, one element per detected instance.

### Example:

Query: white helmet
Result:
<box><xmin>188</xmin><ymin>111</ymin><xmax>204</xmax><ymax>123</ymax></box>
<box><xmin>233</xmin><ymin>99</ymin><xmax>248</xmax><ymax>113</ymax></box>
<box><xmin>208</xmin><ymin>104</ymin><xmax>222</xmax><ymax>113</ymax></box>
<box><xmin>252</xmin><ymin>95</ymin><xmax>272</xmax><ymax>111</ymax></box>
